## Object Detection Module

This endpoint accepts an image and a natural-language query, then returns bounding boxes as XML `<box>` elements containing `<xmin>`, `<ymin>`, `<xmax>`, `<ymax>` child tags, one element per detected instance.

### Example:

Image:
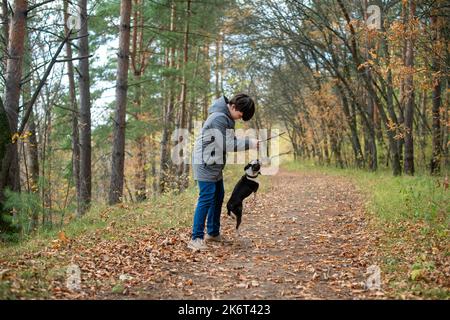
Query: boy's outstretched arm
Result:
<box><xmin>210</xmin><ymin>115</ymin><xmax>249</xmax><ymax>153</ymax></box>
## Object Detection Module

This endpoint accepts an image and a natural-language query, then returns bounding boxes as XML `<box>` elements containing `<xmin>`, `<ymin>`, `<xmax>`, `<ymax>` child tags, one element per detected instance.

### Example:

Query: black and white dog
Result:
<box><xmin>227</xmin><ymin>159</ymin><xmax>261</xmax><ymax>232</ymax></box>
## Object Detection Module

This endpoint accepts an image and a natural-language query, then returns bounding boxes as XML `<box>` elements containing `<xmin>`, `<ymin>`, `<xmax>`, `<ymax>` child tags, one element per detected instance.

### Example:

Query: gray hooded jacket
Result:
<box><xmin>192</xmin><ymin>96</ymin><xmax>250</xmax><ymax>182</ymax></box>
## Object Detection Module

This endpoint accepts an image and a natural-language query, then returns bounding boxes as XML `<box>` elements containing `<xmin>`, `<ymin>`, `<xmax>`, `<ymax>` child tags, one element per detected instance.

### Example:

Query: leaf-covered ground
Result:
<box><xmin>1</xmin><ymin>169</ymin><xmax>447</xmax><ymax>299</ymax></box>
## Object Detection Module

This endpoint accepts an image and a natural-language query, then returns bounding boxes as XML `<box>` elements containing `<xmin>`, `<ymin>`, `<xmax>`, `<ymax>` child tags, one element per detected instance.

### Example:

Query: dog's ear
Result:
<box><xmin>244</xmin><ymin>163</ymin><xmax>251</xmax><ymax>171</ymax></box>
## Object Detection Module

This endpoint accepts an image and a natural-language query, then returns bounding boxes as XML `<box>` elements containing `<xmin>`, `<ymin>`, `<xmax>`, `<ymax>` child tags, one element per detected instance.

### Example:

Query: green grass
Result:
<box><xmin>283</xmin><ymin>160</ymin><xmax>449</xmax><ymax>226</ymax></box>
<box><xmin>0</xmin><ymin>165</ymin><xmax>253</xmax><ymax>248</ymax></box>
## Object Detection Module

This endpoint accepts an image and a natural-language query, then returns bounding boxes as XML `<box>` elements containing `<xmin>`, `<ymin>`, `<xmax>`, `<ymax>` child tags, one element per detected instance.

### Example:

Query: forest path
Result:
<box><xmin>95</xmin><ymin>169</ymin><xmax>383</xmax><ymax>299</ymax></box>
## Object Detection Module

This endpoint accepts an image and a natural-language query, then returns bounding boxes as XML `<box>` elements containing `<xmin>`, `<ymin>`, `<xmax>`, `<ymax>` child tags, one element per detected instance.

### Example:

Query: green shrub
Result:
<box><xmin>3</xmin><ymin>189</ymin><xmax>41</xmax><ymax>236</ymax></box>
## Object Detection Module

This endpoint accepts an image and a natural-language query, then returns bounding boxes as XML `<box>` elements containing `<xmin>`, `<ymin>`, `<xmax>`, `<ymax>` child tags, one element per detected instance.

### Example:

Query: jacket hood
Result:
<box><xmin>208</xmin><ymin>96</ymin><xmax>232</xmax><ymax>120</ymax></box>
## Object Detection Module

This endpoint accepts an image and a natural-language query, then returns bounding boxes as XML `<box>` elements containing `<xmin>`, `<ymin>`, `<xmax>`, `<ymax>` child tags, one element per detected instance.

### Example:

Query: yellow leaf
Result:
<box><xmin>410</xmin><ymin>269</ymin><xmax>422</xmax><ymax>281</ymax></box>
<box><xmin>58</xmin><ymin>231</ymin><xmax>69</xmax><ymax>243</ymax></box>
<box><xmin>11</xmin><ymin>132</ymin><xmax>20</xmax><ymax>143</ymax></box>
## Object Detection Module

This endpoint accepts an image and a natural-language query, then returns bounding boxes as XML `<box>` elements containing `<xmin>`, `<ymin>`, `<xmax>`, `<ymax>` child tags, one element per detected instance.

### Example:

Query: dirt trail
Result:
<box><xmin>104</xmin><ymin>169</ymin><xmax>381</xmax><ymax>299</ymax></box>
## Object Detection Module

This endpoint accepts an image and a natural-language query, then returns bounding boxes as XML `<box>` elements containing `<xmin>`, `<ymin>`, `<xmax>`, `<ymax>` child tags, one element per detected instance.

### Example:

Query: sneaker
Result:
<box><xmin>187</xmin><ymin>238</ymin><xmax>208</xmax><ymax>251</ymax></box>
<box><xmin>205</xmin><ymin>234</ymin><xmax>224</xmax><ymax>242</ymax></box>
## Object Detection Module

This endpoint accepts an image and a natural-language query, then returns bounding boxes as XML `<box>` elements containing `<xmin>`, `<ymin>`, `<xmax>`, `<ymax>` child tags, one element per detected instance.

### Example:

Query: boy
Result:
<box><xmin>189</xmin><ymin>93</ymin><xmax>258</xmax><ymax>251</ymax></box>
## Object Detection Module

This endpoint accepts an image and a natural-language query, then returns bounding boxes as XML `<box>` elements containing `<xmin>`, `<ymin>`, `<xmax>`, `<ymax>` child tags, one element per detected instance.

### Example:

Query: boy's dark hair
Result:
<box><xmin>229</xmin><ymin>93</ymin><xmax>255</xmax><ymax>121</ymax></box>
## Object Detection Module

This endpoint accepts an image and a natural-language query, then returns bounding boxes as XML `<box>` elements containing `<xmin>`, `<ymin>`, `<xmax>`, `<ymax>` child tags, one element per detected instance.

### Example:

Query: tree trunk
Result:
<box><xmin>430</xmin><ymin>14</ymin><xmax>442</xmax><ymax>175</ymax></box>
<box><xmin>26</xmin><ymin>109</ymin><xmax>39</xmax><ymax>229</ymax></box>
<box><xmin>150</xmin><ymin>133</ymin><xmax>158</xmax><ymax>196</ymax></box>
<box><xmin>78</xmin><ymin>0</ymin><xmax>92</xmax><ymax>213</ymax></box>
<box><xmin>0</xmin><ymin>0</ymin><xmax>27</xmax><ymax>230</ymax></box>
<box><xmin>202</xmin><ymin>44</ymin><xmax>210</xmax><ymax>120</ymax></box>
<box><xmin>41</xmin><ymin>104</ymin><xmax>52</xmax><ymax>227</ymax></box>
<box><xmin>321</xmin><ymin>121</ymin><xmax>330</xmax><ymax>165</ymax></box>
<box><xmin>365</xmin><ymin>93</ymin><xmax>378</xmax><ymax>171</ymax></box>
<box><xmin>109</xmin><ymin>0</ymin><xmax>132</xmax><ymax>205</ymax></box>
<box><xmin>441</xmin><ymin>28</ymin><xmax>449</xmax><ymax>172</ymax></box>
<box><xmin>419</xmin><ymin>90</ymin><xmax>428</xmax><ymax>166</ymax></box>
<box><xmin>403</xmin><ymin>0</ymin><xmax>416</xmax><ymax>175</ymax></box>
<box><xmin>130</xmin><ymin>0</ymin><xmax>149</xmax><ymax>202</ymax></box>
<box><xmin>215</xmin><ymin>34</ymin><xmax>220</xmax><ymax>98</ymax></box>
<box><xmin>363</xmin><ymin>0</ymin><xmax>377</xmax><ymax>171</ymax></box>
<box><xmin>176</xmin><ymin>0</ymin><xmax>191</xmax><ymax>188</ymax></box>
<box><xmin>379</xmin><ymin>12</ymin><xmax>402</xmax><ymax>175</ymax></box>
<box><xmin>338</xmin><ymin>86</ymin><xmax>364</xmax><ymax>167</ymax></box>
<box><xmin>23</xmin><ymin>34</ymin><xmax>39</xmax><ymax>231</ymax></box>
<box><xmin>397</xmin><ymin>0</ymin><xmax>408</xmax><ymax>168</ymax></box>
<box><xmin>64</xmin><ymin>0</ymin><xmax>81</xmax><ymax>213</ymax></box>
<box><xmin>134</xmin><ymin>135</ymin><xmax>147</xmax><ymax>201</ymax></box>
<box><xmin>1</xmin><ymin>0</ymin><xmax>9</xmax><ymax>71</ymax></box>
<box><xmin>159</xmin><ymin>1</ymin><xmax>177</xmax><ymax>193</ymax></box>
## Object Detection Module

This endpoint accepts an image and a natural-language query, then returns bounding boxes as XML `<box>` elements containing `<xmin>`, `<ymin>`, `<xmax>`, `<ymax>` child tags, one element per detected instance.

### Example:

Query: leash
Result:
<box><xmin>258</xmin><ymin>132</ymin><xmax>286</xmax><ymax>143</ymax></box>
<box><xmin>256</xmin><ymin>151</ymin><xmax>292</xmax><ymax>167</ymax></box>
<box><xmin>268</xmin><ymin>150</ymin><xmax>292</xmax><ymax>159</ymax></box>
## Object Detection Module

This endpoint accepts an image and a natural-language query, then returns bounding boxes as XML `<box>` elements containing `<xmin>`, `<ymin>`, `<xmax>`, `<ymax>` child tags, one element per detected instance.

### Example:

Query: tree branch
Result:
<box><xmin>55</xmin><ymin>54</ymin><xmax>92</xmax><ymax>63</ymax></box>
<box><xmin>27</xmin><ymin>0</ymin><xmax>56</xmax><ymax>13</ymax></box>
<box><xmin>17</xmin><ymin>29</ymin><xmax>73</xmax><ymax>135</ymax></box>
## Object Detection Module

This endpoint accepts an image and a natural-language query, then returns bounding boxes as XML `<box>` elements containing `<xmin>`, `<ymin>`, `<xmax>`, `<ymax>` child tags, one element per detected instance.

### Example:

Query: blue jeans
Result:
<box><xmin>192</xmin><ymin>180</ymin><xmax>224</xmax><ymax>240</ymax></box>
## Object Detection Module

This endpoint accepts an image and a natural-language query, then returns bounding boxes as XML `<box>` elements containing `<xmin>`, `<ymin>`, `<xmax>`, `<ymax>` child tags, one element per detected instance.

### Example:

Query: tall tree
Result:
<box><xmin>129</xmin><ymin>0</ymin><xmax>154</xmax><ymax>202</ymax></box>
<box><xmin>430</xmin><ymin>11</ymin><xmax>442</xmax><ymax>174</ymax></box>
<box><xmin>159</xmin><ymin>1</ymin><xmax>177</xmax><ymax>193</ymax></box>
<box><xmin>78</xmin><ymin>0</ymin><xmax>92</xmax><ymax>213</ymax></box>
<box><xmin>109</xmin><ymin>0</ymin><xmax>132</xmax><ymax>205</ymax></box>
<box><xmin>64</xmin><ymin>0</ymin><xmax>81</xmax><ymax>213</ymax></box>
<box><xmin>380</xmin><ymin>10</ymin><xmax>402</xmax><ymax>175</ymax></box>
<box><xmin>0</xmin><ymin>0</ymin><xmax>27</xmax><ymax>229</ymax></box>
<box><xmin>176</xmin><ymin>0</ymin><xmax>191</xmax><ymax>188</ymax></box>
<box><xmin>214</xmin><ymin>33</ymin><xmax>221</xmax><ymax>98</ymax></box>
<box><xmin>403</xmin><ymin>0</ymin><xmax>416</xmax><ymax>175</ymax></box>
<box><xmin>23</xmin><ymin>32</ymin><xmax>39</xmax><ymax>230</ymax></box>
